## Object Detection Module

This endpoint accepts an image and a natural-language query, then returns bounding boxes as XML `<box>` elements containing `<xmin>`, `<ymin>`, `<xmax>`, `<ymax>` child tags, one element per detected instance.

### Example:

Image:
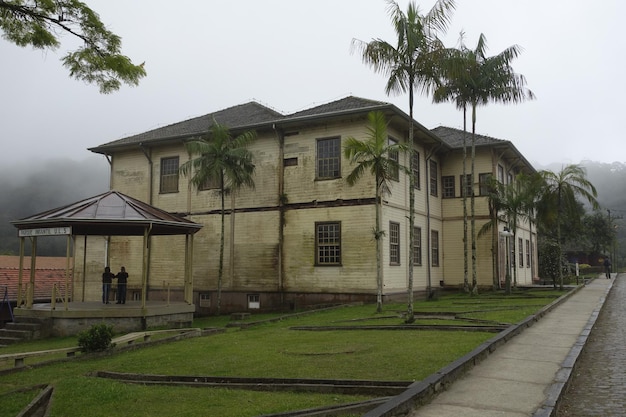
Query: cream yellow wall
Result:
<box><xmin>283</xmin><ymin>205</ymin><xmax>377</xmax><ymax>293</ymax></box>
<box><xmin>102</xmin><ymin>114</ymin><xmax>538</xmax><ymax>302</ymax></box>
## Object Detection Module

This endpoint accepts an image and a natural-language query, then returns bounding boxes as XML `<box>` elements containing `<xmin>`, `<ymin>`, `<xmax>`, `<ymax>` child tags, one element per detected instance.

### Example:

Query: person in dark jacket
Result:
<box><xmin>115</xmin><ymin>266</ymin><xmax>128</xmax><ymax>304</ymax></box>
<box><xmin>102</xmin><ymin>266</ymin><xmax>115</xmax><ymax>304</ymax></box>
<box><xmin>603</xmin><ymin>257</ymin><xmax>612</xmax><ymax>279</ymax></box>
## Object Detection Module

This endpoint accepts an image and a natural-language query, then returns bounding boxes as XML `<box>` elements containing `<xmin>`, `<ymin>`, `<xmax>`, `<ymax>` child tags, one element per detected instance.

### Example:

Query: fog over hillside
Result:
<box><xmin>0</xmin><ymin>157</ymin><xmax>109</xmax><ymax>255</ymax></box>
<box><xmin>1</xmin><ymin>157</ymin><xmax>624</xmax><ymax>257</ymax></box>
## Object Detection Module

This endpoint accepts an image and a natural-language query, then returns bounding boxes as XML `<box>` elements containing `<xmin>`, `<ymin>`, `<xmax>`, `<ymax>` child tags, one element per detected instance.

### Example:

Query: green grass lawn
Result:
<box><xmin>0</xmin><ymin>287</ymin><xmax>570</xmax><ymax>417</ymax></box>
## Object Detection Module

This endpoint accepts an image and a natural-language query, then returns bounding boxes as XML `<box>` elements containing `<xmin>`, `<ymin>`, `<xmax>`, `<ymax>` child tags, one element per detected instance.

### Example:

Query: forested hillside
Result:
<box><xmin>537</xmin><ymin>161</ymin><xmax>626</xmax><ymax>265</ymax></box>
<box><xmin>0</xmin><ymin>157</ymin><xmax>109</xmax><ymax>255</ymax></box>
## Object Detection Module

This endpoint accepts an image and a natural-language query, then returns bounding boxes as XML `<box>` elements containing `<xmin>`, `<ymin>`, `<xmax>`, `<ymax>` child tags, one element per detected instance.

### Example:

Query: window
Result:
<box><xmin>388</xmin><ymin>137</ymin><xmax>400</xmax><ymax>181</ymax></box>
<box><xmin>200</xmin><ymin>176</ymin><xmax>220</xmax><ymax>190</ymax></box>
<box><xmin>479</xmin><ymin>173</ymin><xmax>492</xmax><ymax>196</ymax></box>
<box><xmin>413</xmin><ymin>227</ymin><xmax>422</xmax><ymax>266</ymax></box>
<box><xmin>412</xmin><ymin>151</ymin><xmax>420</xmax><ymax>189</ymax></box>
<box><xmin>317</xmin><ymin>137</ymin><xmax>341</xmax><ymax>179</ymax></box>
<box><xmin>497</xmin><ymin>164</ymin><xmax>505</xmax><ymax>184</ymax></box>
<box><xmin>199</xmin><ymin>293</ymin><xmax>211</xmax><ymax>308</ymax></box>
<box><xmin>315</xmin><ymin>222</ymin><xmax>341</xmax><ymax>265</ymax></box>
<box><xmin>160</xmin><ymin>157</ymin><xmax>179</xmax><ymax>193</ymax></box>
<box><xmin>248</xmin><ymin>294</ymin><xmax>260</xmax><ymax>309</ymax></box>
<box><xmin>442</xmin><ymin>176</ymin><xmax>455</xmax><ymax>198</ymax></box>
<box><xmin>460</xmin><ymin>174</ymin><xmax>472</xmax><ymax>197</ymax></box>
<box><xmin>431</xmin><ymin>230</ymin><xmax>439</xmax><ymax>267</ymax></box>
<box><xmin>508</xmin><ymin>172</ymin><xmax>514</xmax><ymax>185</ymax></box>
<box><xmin>284</xmin><ymin>157</ymin><xmax>298</xmax><ymax>167</ymax></box>
<box><xmin>526</xmin><ymin>239</ymin><xmax>531</xmax><ymax>268</ymax></box>
<box><xmin>429</xmin><ymin>160</ymin><xmax>438</xmax><ymax>197</ymax></box>
<box><xmin>389</xmin><ymin>222</ymin><xmax>400</xmax><ymax>264</ymax></box>
<box><xmin>518</xmin><ymin>237</ymin><xmax>524</xmax><ymax>267</ymax></box>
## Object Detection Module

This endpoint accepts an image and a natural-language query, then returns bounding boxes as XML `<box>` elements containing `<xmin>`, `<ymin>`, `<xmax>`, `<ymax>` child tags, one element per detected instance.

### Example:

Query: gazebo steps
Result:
<box><xmin>0</xmin><ymin>320</ymin><xmax>43</xmax><ymax>342</ymax></box>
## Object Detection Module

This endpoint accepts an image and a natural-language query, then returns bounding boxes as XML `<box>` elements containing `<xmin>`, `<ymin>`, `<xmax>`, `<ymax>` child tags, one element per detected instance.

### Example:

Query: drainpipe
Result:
<box><xmin>139</xmin><ymin>144</ymin><xmax>153</xmax><ymax>299</ymax></box>
<box><xmin>425</xmin><ymin>144</ymin><xmax>442</xmax><ymax>296</ymax></box>
<box><xmin>273</xmin><ymin>124</ymin><xmax>285</xmax><ymax>307</ymax></box>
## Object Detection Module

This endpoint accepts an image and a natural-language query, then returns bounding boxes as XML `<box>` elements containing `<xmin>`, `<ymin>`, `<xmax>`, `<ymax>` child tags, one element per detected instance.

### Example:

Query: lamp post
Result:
<box><xmin>500</xmin><ymin>228</ymin><xmax>514</xmax><ymax>294</ymax></box>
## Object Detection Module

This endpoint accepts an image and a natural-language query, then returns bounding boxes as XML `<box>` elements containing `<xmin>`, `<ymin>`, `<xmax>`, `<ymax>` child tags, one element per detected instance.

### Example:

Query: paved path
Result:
<box><xmin>556</xmin><ymin>275</ymin><xmax>626</xmax><ymax>417</ymax></box>
<box><xmin>408</xmin><ymin>277</ymin><xmax>612</xmax><ymax>417</ymax></box>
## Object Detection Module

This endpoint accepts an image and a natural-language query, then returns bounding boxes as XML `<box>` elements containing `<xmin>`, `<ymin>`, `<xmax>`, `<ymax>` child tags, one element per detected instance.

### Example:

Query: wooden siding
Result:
<box><xmin>98</xmin><ymin>110</ymin><xmax>537</xmax><ymax>309</ymax></box>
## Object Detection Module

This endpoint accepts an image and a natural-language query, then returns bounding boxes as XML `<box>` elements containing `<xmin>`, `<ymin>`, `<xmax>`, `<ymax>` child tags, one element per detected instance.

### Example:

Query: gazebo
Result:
<box><xmin>10</xmin><ymin>191</ymin><xmax>203</xmax><ymax>336</ymax></box>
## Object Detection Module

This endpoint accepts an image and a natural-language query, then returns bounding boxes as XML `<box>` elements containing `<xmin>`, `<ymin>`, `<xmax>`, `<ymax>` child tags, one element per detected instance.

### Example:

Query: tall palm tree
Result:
<box><xmin>538</xmin><ymin>164</ymin><xmax>598</xmax><ymax>290</ymax></box>
<box><xmin>344</xmin><ymin>111</ymin><xmax>407</xmax><ymax>313</ymax></box>
<box><xmin>352</xmin><ymin>0</ymin><xmax>455</xmax><ymax>322</ymax></box>
<box><xmin>434</xmin><ymin>33</ymin><xmax>534</xmax><ymax>294</ymax></box>
<box><xmin>180</xmin><ymin>120</ymin><xmax>256</xmax><ymax>314</ymax></box>
<box><xmin>478</xmin><ymin>175</ymin><xmax>505</xmax><ymax>290</ymax></box>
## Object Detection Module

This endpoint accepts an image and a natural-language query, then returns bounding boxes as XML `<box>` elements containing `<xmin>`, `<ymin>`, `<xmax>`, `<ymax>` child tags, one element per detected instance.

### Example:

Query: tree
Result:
<box><xmin>344</xmin><ymin>111</ymin><xmax>407</xmax><ymax>314</ymax></box>
<box><xmin>352</xmin><ymin>0</ymin><xmax>455</xmax><ymax>322</ymax></box>
<box><xmin>180</xmin><ymin>120</ymin><xmax>256</xmax><ymax>314</ymax></box>
<box><xmin>538</xmin><ymin>164</ymin><xmax>598</xmax><ymax>290</ymax></box>
<box><xmin>0</xmin><ymin>0</ymin><xmax>146</xmax><ymax>93</ymax></box>
<box><xmin>582</xmin><ymin>210</ymin><xmax>614</xmax><ymax>257</ymax></box>
<box><xmin>434</xmin><ymin>32</ymin><xmax>534</xmax><ymax>294</ymax></box>
<box><xmin>478</xmin><ymin>173</ymin><xmax>539</xmax><ymax>293</ymax></box>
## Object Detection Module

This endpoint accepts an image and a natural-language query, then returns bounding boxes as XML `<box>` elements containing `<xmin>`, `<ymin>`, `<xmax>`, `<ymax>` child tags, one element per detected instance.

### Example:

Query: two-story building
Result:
<box><xmin>85</xmin><ymin>96</ymin><xmax>537</xmax><ymax>313</ymax></box>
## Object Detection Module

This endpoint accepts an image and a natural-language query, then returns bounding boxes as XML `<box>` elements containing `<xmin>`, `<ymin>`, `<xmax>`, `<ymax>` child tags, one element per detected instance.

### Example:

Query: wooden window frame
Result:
<box><xmin>315</xmin><ymin>221</ymin><xmax>341</xmax><ymax>265</ymax></box>
<box><xmin>389</xmin><ymin>221</ymin><xmax>400</xmax><ymax>265</ymax></box>
<box><xmin>160</xmin><ymin>156</ymin><xmax>180</xmax><ymax>194</ymax></box>
<box><xmin>442</xmin><ymin>175</ymin><xmax>455</xmax><ymax>198</ymax></box>
<box><xmin>431</xmin><ymin>230</ymin><xmax>439</xmax><ymax>267</ymax></box>
<box><xmin>316</xmin><ymin>137</ymin><xmax>341</xmax><ymax>179</ymax></box>
<box><xmin>413</xmin><ymin>226</ymin><xmax>422</xmax><ymax>266</ymax></box>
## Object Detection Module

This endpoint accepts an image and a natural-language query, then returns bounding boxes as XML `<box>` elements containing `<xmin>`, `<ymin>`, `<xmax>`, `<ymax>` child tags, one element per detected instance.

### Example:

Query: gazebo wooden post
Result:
<box><xmin>141</xmin><ymin>225</ymin><xmax>152</xmax><ymax>309</ymax></box>
<box><xmin>185</xmin><ymin>233</ymin><xmax>194</xmax><ymax>304</ymax></box>
<box><xmin>17</xmin><ymin>237</ymin><xmax>24</xmax><ymax>307</ymax></box>
<box><xmin>65</xmin><ymin>235</ymin><xmax>71</xmax><ymax>310</ymax></box>
<box><xmin>28</xmin><ymin>236</ymin><xmax>37</xmax><ymax>308</ymax></box>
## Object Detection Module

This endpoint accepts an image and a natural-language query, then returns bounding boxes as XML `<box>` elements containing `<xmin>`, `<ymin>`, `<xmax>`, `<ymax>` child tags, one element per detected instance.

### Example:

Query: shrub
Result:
<box><xmin>78</xmin><ymin>323</ymin><xmax>115</xmax><ymax>352</ymax></box>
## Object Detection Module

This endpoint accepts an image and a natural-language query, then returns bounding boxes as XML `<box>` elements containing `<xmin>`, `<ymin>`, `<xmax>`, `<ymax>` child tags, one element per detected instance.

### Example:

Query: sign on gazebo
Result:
<box><xmin>18</xmin><ymin>227</ymin><xmax>72</xmax><ymax>237</ymax></box>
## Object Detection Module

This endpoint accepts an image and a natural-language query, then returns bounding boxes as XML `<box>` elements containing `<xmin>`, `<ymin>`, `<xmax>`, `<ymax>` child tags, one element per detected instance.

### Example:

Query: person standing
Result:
<box><xmin>102</xmin><ymin>266</ymin><xmax>115</xmax><ymax>304</ymax></box>
<box><xmin>115</xmin><ymin>266</ymin><xmax>128</xmax><ymax>304</ymax></box>
<box><xmin>603</xmin><ymin>257</ymin><xmax>612</xmax><ymax>279</ymax></box>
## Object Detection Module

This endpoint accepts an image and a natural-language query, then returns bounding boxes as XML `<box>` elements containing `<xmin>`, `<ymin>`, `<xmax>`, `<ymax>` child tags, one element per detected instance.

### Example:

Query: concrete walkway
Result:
<box><xmin>408</xmin><ymin>276</ymin><xmax>613</xmax><ymax>417</ymax></box>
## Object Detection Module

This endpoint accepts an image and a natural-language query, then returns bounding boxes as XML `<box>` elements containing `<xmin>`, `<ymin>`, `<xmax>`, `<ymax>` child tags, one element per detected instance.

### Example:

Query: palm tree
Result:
<box><xmin>478</xmin><ymin>175</ymin><xmax>505</xmax><ymax>290</ymax></box>
<box><xmin>434</xmin><ymin>33</ymin><xmax>534</xmax><ymax>294</ymax></box>
<box><xmin>179</xmin><ymin>120</ymin><xmax>256</xmax><ymax>314</ymax></box>
<box><xmin>344</xmin><ymin>111</ymin><xmax>408</xmax><ymax>313</ymax></box>
<box><xmin>538</xmin><ymin>164</ymin><xmax>598</xmax><ymax>290</ymax></box>
<box><xmin>351</xmin><ymin>0</ymin><xmax>455</xmax><ymax>322</ymax></box>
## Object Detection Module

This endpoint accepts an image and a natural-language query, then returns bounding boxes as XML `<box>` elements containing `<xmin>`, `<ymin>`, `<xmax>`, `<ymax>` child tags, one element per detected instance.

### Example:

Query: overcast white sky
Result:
<box><xmin>2</xmin><ymin>0</ymin><xmax>624</xmax><ymax>169</ymax></box>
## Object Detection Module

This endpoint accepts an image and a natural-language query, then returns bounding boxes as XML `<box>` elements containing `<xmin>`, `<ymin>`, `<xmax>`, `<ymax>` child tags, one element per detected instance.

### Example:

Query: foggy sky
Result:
<box><xmin>1</xmin><ymin>0</ymin><xmax>625</xmax><ymax>168</ymax></box>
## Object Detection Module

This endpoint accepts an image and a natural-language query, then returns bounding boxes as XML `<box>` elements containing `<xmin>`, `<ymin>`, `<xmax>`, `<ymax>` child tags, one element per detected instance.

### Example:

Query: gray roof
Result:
<box><xmin>12</xmin><ymin>191</ymin><xmax>202</xmax><ymax>236</ymax></box>
<box><xmin>91</xmin><ymin>102</ymin><xmax>284</xmax><ymax>151</ymax></box>
<box><xmin>431</xmin><ymin>126</ymin><xmax>508</xmax><ymax>148</ymax></box>
<box><xmin>287</xmin><ymin>96</ymin><xmax>391</xmax><ymax>118</ymax></box>
<box><xmin>432</xmin><ymin>126</ymin><xmax>536</xmax><ymax>173</ymax></box>
<box><xmin>88</xmin><ymin>96</ymin><xmax>410</xmax><ymax>154</ymax></box>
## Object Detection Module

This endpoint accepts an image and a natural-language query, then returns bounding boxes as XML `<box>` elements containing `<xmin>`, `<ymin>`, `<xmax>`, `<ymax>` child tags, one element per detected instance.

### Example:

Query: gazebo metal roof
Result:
<box><xmin>11</xmin><ymin>190</ymin><xmax>202</xmax><ymax>236</ymax></box>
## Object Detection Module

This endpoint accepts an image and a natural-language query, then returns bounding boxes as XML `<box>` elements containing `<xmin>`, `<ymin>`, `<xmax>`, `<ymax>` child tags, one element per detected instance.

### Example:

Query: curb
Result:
<box><xmin>362</xmin><ymin>283</ymin><xmax>590</xmax><ymax>417</ymax></box>
<box><xmin>532</xmin><ymin>277</ymin><xmax>614</xmax><ymax>417</ymax></box>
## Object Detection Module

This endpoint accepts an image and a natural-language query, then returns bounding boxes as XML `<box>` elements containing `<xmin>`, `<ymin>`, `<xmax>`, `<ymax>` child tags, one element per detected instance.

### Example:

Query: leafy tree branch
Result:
<box><xmin>0</xmin><ymin>0</ymin><xmax>146</xmax><ymax>93</ymax></box>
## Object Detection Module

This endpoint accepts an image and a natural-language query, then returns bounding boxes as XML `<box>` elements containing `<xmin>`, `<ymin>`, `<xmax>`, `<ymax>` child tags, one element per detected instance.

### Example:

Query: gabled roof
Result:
<box><xmin>431</xmin><ymin>126</ymin><xmax>508</xmax><ymax>148</ymax></box>
<box><xmin>432</xmin><ymin>126</ymin><xmax>536</xmax><ymax>173</ymax></box>
<box><xmin>287</xmin><ymin>96</ymin><xmax>391</xmax><ymax>118</ymax></box>
<box><xmin>89</xmin><ymin>96</ymin><xmax>445</xmax><ymax>155</ymax></box>
<box><xmin>11</xmin><ymin>191</ymin><xmax>202</xmax><ymax>236</ymax></box>
<box><xmin>89</xmin><ymin>101</ymin><xmax>284</xmax><ymax>153</ymax></box>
